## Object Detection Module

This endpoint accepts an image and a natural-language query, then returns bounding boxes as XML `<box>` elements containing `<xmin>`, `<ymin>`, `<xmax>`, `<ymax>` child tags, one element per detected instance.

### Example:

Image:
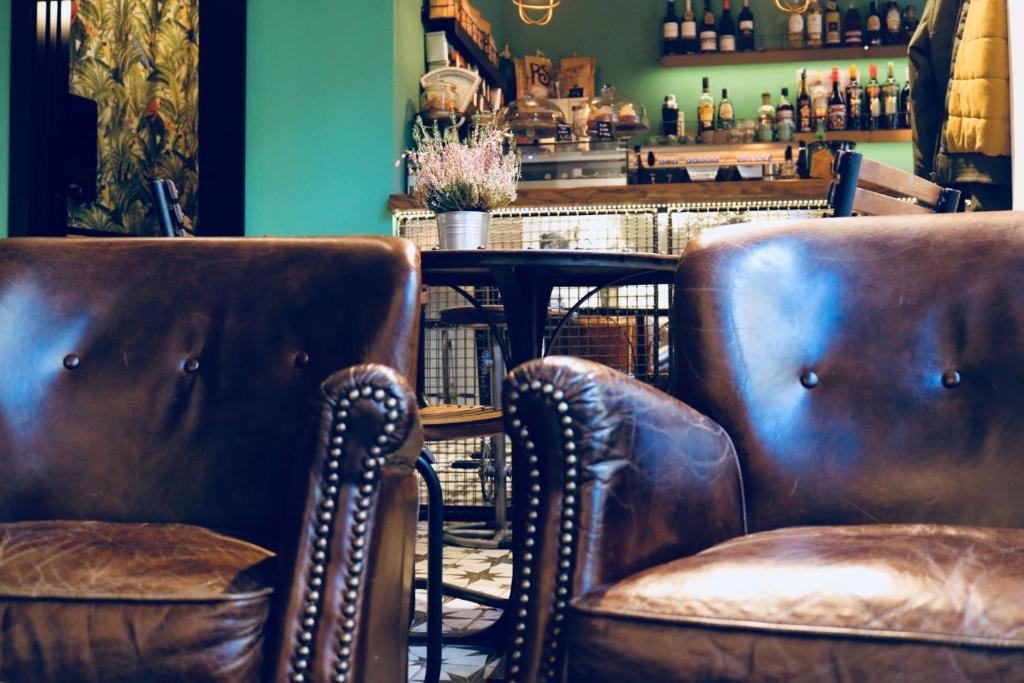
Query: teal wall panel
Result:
<box><xmin>246</xmin><ymin>0</ymin><xmax>407</xmax><ymax>236</ymax></box>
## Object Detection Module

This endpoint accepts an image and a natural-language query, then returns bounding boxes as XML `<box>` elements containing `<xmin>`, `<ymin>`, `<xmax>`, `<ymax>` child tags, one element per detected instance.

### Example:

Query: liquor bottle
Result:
<box><xmin>806</xmin><ymin>0</ymin><xmax>825</xmax><ymax>48</ymax></box>
<box><xmin>812</xmin><ymin>70</ymin><xmax>829</xmax><ymax>128</ymax></box>
<box><xmin>865</xmin><ymin>63</ymin><xmax>882</xmax><ymax>129</ymax></box>
<box><xmin>757</xmin><ymin>92</ymin><xmax>776</xmax><ymax>142</ymax></box>
<box><xmin>845</xmin><ymin>64</ymin><xmax>864</xmax><ymax>130</ymax></box>
<box><xmin>681</xmin><ymin>0</ymin><xmax>699</xmax><ymax>54</ymax></box>
<box><xmin>865</xmin><ymin>1</ymin><xmax>883</xmax><ymax>46</ymax></box>
<box><xmin>718</xmin><ymin>88</ymin><xmax>735</xmax><ymax>129</ymax></box>
<box><xmin>719</xmin><ymin>0</ymin><xmax>737</xmax><ymax>52</ymax></box>
<box><xmin>738</xmin><ymin>0</ymin><xmax>755</xmax><ymax>51</ymax></box>
<box><xmin>797</xmin><ymin>69</ymin><xmax>814</xmax><ymax>133</ymax></box>
<box><xmin>882</xmin><ymin>61</ymin><xmax>899</xmax><ymax>128</ymax></box>
<box><xmin>828</xmin><ymin>66</ymin><xmax>847</xmax><ymax>131</ymax></box>
<box><xmin>662</xmin><ymin>94</ymin><xmax>680</xmax><ymax>136</ymax></box>
<box><xmin>776</xmin><ymin>87</ymin><xmax>795</xmax><ymax>140</ymax></box>
<box><xmin>698</xmin><ymin>77</ymin><xmax>716</xmax><ymax>140</ymax></box>
<box><xmin>883</xmin><ymin>1</ymin><xmax>901</xmax><ymax>44</ymax></box>
<box><xmin>700</xmin><ymin>0</ymin><xmax>718</xmax><ymax>52</ymax></box>
<box><xmin>843</xmin><ymin>1</ymin><xmax>862</xmax><ymax>46</ymax></box>
<box><xmin>901</xmin><ymin>5</ymin><xmax>918</xmax><ymax>43</ymax></box>
<box><xmin>900</xmin><ymin>65</ymin><xmax>912</xmax><ymax>128</ymax></box>
<box><xmin>825</xmin><ymin>1</ymin><xmax>843</xmax><ymax>47</ymax></box>
<box><xmin>787</xmin><ymin>8</ymin><xmax>805</xmax><ymax>49</ymax></box>
<box><xmin>662</xmin><ymin>0</ymin><xmax>681</xmax><ymax>56</ymax></box>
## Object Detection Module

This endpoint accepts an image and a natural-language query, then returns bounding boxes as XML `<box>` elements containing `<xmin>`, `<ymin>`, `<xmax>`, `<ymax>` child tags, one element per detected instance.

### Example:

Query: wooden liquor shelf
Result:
<box><xmin>660</xmin><ymin>44</ymin><xmax>908</xmax><ymax>69</ymax></box>
<box><xmin>793</xmin><ymin>129</ymin><xmax>912</xmax><ymax>143</ymax></box>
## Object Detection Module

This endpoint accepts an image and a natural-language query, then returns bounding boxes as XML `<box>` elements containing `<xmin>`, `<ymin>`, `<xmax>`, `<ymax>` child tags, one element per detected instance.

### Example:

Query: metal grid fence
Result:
<box><xmin>399</xmin><ymin>199</ymin><xmax>829</xmax><ymax>509</ymax></box>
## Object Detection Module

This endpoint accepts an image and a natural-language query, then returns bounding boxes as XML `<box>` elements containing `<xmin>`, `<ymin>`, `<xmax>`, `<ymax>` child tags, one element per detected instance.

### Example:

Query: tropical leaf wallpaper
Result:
<box><xmin>69</xmin><ymin>0</ymin><xmax>199</xmax><ymax>235</ymax></box>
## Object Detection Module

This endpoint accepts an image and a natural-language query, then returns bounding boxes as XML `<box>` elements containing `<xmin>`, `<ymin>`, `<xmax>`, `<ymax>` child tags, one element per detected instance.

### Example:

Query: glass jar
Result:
<box><xmin>586</xmin><ymin>85</ymin><xmax>650</xmax><ymax>138</ymax></box>
<box><xmin>420</xmin><ymin>82</ymin><xmax>462</xmax><ymax>123</ymax></box>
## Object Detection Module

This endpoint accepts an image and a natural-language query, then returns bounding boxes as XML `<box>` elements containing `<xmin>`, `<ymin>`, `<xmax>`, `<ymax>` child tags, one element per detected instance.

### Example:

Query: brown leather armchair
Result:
<box><xmin>0</xmin><ymin>238</ymin><xmax>423</xmax><ymax>683</ymax></box>
<box><xmin>502</xmin><ymin>212</ymin><xmax>1024</xmax><ymax>683</ymax></box>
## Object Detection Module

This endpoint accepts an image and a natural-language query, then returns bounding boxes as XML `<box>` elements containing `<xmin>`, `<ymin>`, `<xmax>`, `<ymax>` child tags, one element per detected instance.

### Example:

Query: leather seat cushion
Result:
<box><xmin>568</xmin><ymin>524</ymin><xmax>1024</xmax><ymax>682</ymax></box>
<box><xmin>0</xmin><ymin>520</ymin><xmax>275</xmax><ymax>683</ymax></box>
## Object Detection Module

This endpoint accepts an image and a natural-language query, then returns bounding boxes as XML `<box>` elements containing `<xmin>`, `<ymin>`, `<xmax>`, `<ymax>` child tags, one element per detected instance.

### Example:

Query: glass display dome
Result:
<box><xmin>586</xmin><ymin>84</ymin><xmax>649</xmax><ymax>138</ymax></box>
<box><xmin>500</xmin><ymin>96</ymin><xmax>566</xmax><ymax>142</ymax></box>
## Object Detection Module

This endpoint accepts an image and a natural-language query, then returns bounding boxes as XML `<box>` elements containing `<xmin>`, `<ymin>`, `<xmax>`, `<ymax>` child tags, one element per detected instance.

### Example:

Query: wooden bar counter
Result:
<box><xmin>389</xmin><ymin>179</ymin><xmax>831</xmax><ymax>213</ymax></box>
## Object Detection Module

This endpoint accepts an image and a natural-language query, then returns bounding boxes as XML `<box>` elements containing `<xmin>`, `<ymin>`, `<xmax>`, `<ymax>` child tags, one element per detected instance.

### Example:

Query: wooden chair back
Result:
<box><xmin>829</xmin><ymin>151</ymin><xmax>962</xmax><ymax>217</ymax></box>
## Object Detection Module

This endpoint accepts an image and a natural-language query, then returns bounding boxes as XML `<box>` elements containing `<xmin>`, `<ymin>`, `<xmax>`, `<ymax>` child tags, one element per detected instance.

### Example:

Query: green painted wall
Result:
<box><xmin>246</xmin><ymin>0</ymin><xmax>423</xmax><ymax>236</ymax></box>
<box><xmin>496</xmin><ymin>0</ymin><xmax>925</xmax><ymax>171</ymax></box>
<box><xmin>0</xmin><ymin>0</ymin><xmax>9</xmax><ymax>238</ymax></box>
<box><xmin>395</xmin><ymin>0</ymin><xmax>426</xmax><ymax>174</ymax></box>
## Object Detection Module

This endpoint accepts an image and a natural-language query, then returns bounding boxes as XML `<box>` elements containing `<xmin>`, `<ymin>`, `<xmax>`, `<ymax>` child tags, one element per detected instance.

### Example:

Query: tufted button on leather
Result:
<box><xmin>63</xmin><ymin>354</ymin><xmax>80</xmax><ymax>370</ymax></box>
<box><xmin>800</xmin><ymin>370</ymin><xmax>819</xmax><ymax>389</ymax></box>
<box><xmin>294</xmin><ymin>352</ymin><xmax>310</xmax><ymax>368</ymax></box>
<box><xmin>183</xmin><ymin>358</ymin><xmax>200</xmax><ymax>374</ymax></box>
<box><xmin>942</xmin><ymin>370</ymin><xmax>961</xmax><ymax>389</ymax></box>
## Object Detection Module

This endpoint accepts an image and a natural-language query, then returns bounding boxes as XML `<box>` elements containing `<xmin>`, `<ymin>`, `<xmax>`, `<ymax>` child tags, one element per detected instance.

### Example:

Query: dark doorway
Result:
<box><xmin>8</xmin><ymin>0</ymin><xmax>245</xmax><ymax>237</ymax></box>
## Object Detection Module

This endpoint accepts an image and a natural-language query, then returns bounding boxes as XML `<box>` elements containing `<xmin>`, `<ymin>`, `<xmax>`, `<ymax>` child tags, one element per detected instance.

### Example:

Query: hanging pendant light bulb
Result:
<box><xmin>774</xmin><ymin>0</ymin><xmax>811</xmax><ymax>14</ymax></box>
<box><xmin>513</xmin><ymin>0</ymin><xmax>560</xmax><ymax>26</ymax></box>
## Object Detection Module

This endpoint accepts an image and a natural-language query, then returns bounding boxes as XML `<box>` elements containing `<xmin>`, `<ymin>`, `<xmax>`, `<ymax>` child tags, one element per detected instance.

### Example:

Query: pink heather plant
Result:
<box><xmin>404</xmin><ymin>117</ymin><xmax>520</xmax><ymax>213</ymax></box>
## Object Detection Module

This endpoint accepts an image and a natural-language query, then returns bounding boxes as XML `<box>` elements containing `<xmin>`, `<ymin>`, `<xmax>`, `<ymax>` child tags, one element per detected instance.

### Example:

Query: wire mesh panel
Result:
<box><xmin>666</xmin><ymin>200</ymin><xmax>831</xmax><ymax>255</ymax></box>
<box><xmin>400</xmin><ymin>198</ymin><xmax>829</xmax><ymax>510</ymax></box>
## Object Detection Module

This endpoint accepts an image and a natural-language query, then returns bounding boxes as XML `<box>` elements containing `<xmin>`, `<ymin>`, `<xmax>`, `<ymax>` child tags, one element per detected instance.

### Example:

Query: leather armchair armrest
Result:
<box><xmin>272</xmin><ymin>364</ymin><xmax>422</xmax><ymax>683</ymax></box>
<box><xmin>503</xmin><ymin>357</ymin><xmax>745</xmax><ymax>683</ymax></box>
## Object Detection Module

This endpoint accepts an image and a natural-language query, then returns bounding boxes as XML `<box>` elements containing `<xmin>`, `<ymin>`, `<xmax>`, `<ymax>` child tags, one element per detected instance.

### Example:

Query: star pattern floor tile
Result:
<box><xmin>409</xmin><ymin>523</ymin><xmax>512</xmax><ymax>682</ymax></box>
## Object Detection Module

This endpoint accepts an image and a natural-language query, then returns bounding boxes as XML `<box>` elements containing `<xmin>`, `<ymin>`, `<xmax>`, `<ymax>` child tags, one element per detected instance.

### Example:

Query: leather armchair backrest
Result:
<box><xmin>674</xmin><ymin>213</ymin><xmax>1024</xmax><ymax>532</ymax></box>
<box><xmin>0</xmin><ymin>238</ymin><xmax>420</xmax><ymax>548</ymax></box>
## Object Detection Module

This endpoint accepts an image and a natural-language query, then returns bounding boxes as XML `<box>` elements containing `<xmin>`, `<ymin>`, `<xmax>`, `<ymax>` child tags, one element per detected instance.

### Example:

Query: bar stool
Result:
<box><xmin>426</xmin><ymin>304</ymin><xmax>511</xmax><ymax>550</ymax></box>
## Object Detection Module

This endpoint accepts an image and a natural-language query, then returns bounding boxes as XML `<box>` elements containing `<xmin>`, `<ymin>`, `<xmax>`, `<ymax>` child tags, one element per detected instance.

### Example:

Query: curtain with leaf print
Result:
<box><xmin>69</xmin><ymin>0</ymin><xmax>199</xmax><ymax>235</ymax></box>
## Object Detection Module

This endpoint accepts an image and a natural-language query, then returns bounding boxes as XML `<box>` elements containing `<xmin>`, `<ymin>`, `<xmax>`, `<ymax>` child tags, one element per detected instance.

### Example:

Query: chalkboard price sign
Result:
<box><xmin>595</xmin><ymin>121</ymin><xmax>615</xmax><ymax>141</ymax></box>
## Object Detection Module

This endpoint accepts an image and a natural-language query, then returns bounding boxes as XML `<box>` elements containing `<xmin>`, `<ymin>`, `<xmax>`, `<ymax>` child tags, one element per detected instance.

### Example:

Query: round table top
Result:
<box><xmin>420</xmin><ymin>249</ymin><xmax>679</xmax><ymax>288</ymax></box>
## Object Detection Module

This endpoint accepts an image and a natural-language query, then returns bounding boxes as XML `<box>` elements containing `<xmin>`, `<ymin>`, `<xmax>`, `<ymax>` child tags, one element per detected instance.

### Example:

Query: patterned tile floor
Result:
<box><xmin>409</xmin><ymin>523</ymin><xmax>512</xmax><ymax>682</ymax></box>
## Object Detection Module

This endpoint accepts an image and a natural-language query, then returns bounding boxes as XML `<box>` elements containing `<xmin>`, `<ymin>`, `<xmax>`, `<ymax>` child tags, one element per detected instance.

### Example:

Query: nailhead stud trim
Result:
<box><xmin>289</xmin><ymin>382</ymin><xmax>398</xmax><ymax>683</ymax></box>
<box><xmin>505</xmin><ymin>377</ymin><xmax>579</xmax><ymax>683</ymax></box>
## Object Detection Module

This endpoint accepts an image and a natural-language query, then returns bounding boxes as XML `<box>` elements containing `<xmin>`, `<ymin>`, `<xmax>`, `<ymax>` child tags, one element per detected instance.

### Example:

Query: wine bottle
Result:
<box><xmin>797</xmin><ymin>69</ymin><xmax>814</xmax><ymax>133</ymax></box>
<box><xmin>662</xmin><ymin>95</ymin><xmax>680</xmax><ymax>136</ymax></box>
<box><xmin>845</xmin><ymin>64</ymin><xmax>864</xmax><ymax>130</ymax></box>
<box><xmin>776</xmin><ymin>87</ymin><xmax>795</xmax><ymax>140</ymax></box>
<box><xmin>719</xmin><ymin>0</ymin><xmax>737</xmax><ymax>52</ymax></box>
<box><xmin>738</xmin><ymin>0</ymin><xmax>755</xmax><ymax>51</ymax></box>
<box><xmin>883</xmin><ymin>1</ymin><xmax>901</xmax><ymax>44</ymax></box>
<box><xmin>865</xmin><ymin>1</ymin><xmax>882</xmax><ymax>46</ymax></box>
<box><xmin>901</xmin><ymin>4</ymin><xmax>918</xmax><ymax>43</ymax></box>
<box><xmin>825</xmin><ymin>1</ymin><xmax>843</xmax><ymax>47</ymax></box>
<box><xmin>865</xmin><ymin>63</ymin><xmax>882</xmax><ymax>129</ymax></box>
<box><xmin>843</xmin><ymin>0</ymin><xmax>862</xmax><ymax>46</ymax></box>
<box><xmin>662</xmin><ymin>0</ymin><xmax>681</xmax><ymax>56</ymax></box>
<box><xmin>757</xmin><ymin>92</ymin><xmax>776</xmax><ymax>142</ymax></box>
<box><xmin>698</xmin><ymin>77</ymin><xmax>716</xmax><ymax>140</ymax></box>
<box><xmin>681</xmin><ymin>0</ymin><xmax>699</xmax><ymax>54</ymax></box>
<box><xmin>700</xmin><ymin>0</ymin><xmax>718</xmax><ymax>53</ymax></box>
<box><xmin>828</xmin><ymin>66</ymin><xmax>847</xmax><ymax>131</ymax></box>
<box><xmin>812</xmin><ymin>70</ymin><xmax>829</xmax><ymax>129</ymax></box>
<box><xmin>718</xmin><ymin>88</ymin><xmax>735</xmax><ymax>129</ymax></box>
<box><xmin>797</xmin><ymin>140</ymin><xmax>810</xmax><ymax>178</ymax></box>
<box><xmin>883</xmin><ymin>60</ymin><xmax>899</xmax><ymax>128</ymax></box>
<box><xmin>807</xmin><ymin>0</ymin><xmax>825</xmax><ymax>48</ymax></box>
<box><xmin>788</xmin><ymin>8</ymin><xmax>806</xmax><ymax>49</ymax></box>
<box><xmin>900</xmin><ymin>65</ymin><xmax>912</xmax><ymax>128</ymax></box>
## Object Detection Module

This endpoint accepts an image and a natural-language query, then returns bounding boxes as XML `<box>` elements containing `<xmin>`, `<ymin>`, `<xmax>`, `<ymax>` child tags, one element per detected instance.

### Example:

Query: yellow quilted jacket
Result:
<box><xmin>910</xmin><ymin>0</ymin><xmax>1012</xmax><ymax>185</ymax></box>
<box><xmin>944</xmin><ymin>0</ymin><xmax>1010</xmax><ymax>157</ymax></box>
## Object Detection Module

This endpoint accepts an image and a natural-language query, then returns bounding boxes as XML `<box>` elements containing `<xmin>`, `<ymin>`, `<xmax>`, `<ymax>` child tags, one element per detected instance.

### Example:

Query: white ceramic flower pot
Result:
<box><xmin>436</xmin><ymin>211</ymin><xmax>491</xmax><ymax>250</ymax></box>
